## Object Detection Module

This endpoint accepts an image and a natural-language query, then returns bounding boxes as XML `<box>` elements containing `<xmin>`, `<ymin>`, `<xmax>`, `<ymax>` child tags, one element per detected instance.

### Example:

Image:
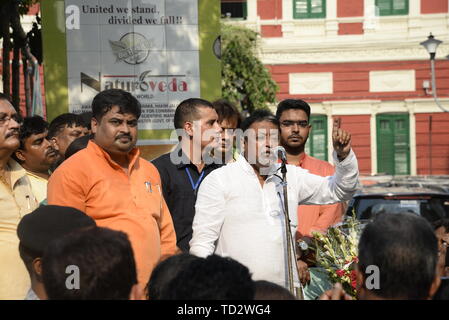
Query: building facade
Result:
<box><xmin>222</xmin><ymin>0</ymin><xmax>449</xmax><ymax>175</ymax></box>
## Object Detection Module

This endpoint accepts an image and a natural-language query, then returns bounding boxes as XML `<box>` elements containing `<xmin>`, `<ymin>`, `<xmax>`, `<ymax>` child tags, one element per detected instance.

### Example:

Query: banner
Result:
<box><xmin>41</xmin><ymin>0</ymin><xmax>221</xmax><ymax>144</ymax></box>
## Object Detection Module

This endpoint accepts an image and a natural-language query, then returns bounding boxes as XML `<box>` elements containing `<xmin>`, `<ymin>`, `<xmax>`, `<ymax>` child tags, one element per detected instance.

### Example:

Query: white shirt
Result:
<box><xmin>190</xmin><ymin>150</ymin><xmax>359</xmax><ymax>289</ymax></box>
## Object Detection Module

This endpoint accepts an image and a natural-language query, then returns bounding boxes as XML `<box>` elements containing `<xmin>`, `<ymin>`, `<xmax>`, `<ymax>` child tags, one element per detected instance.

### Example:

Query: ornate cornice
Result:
<box><xmin>260</xmin><ymin>44</ymin><xmax>449</xmax><ymax>64</ymax></box>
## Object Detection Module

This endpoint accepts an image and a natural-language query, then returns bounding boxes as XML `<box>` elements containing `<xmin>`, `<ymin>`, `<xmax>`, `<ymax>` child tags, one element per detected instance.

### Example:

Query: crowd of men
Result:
<box><xmin>0</xmin><ymin>89</ymin><xmax>448</xmax><ymax>300</ymax></box>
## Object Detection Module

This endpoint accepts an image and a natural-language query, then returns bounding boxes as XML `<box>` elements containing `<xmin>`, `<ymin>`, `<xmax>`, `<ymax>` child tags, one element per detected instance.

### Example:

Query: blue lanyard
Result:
<box><xmin>185</xmin><ymin>168</ymin><xmax>205</xmax><ymax>192</ymax></box>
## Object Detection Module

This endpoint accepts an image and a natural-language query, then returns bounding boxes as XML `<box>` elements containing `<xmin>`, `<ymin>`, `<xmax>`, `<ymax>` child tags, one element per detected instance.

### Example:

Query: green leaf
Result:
<box><xmin>221</xmin><ymin>22</ymin><xmax>279</xmax><ymax>114</ymax></box>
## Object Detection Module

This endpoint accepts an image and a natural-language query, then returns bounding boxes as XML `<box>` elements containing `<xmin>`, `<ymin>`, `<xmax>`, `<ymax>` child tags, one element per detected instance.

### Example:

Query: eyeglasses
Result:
<box><xmin>0</xmin><ymin>114</ymin><xmax>23</xmax><ymax>127</ymax></box>
<box><xmin>280</xmin><ymin>120</ymin><xmax>309</xmax><ymax>128</ymax></box>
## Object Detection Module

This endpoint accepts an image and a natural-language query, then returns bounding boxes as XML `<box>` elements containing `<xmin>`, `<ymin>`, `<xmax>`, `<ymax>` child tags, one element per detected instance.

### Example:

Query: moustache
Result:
<box><xmin>115</xmin><ymin>134</ymin><xmax>132</xmax><ymax>141</ymax></box>
<box><xmin>45</xmin><ymin>147</ymin><xmax>58</xmax><ymax>157</ymax></box>
<box><xmin>5</xmin><ymin>129</ymin><xmax>19</xmax><ymax>139</ymax></box>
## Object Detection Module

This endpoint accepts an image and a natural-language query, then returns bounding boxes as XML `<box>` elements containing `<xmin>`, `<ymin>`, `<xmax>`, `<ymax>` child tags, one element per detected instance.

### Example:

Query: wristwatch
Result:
<box><xmin>297</xmin><ymin>239</ymin><xmax>309</xmax><ymax>252</ymax></box>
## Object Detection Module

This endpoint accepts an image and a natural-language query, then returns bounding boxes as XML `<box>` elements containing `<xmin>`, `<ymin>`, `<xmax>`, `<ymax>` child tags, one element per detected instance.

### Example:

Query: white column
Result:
<box><xmin>409</xmin><ymin>0</ymin><xmax>420</xmax><ymax>16</ymax></box>
<box><xmin>282</xmin><ymin>0</ymin><xmax>294</xmax><ymax>37</ymax></box>
<box><xmin>326</xmin><ymin>104</ymin><xmax>334</xmax><ymax>165</ymax></box>
<box><xmin>363</xmin><ymin>0</ymin><xmax>379</xmax><ymax>32</ymax></box>
<box><xmin>408</xmin><ymin>0</ymin><xmax>421</xmax><ymax>33</ymax></box>
<box><xmin>370</xmin><ymin>104</ymin><xmax>378</xmax><ymax>175</ymax></box>
<box><xmin>327</xmin><ymin>0</ymin><xmax>337</xmax><ymax>19</ymax></box>
<box><xmin>407</xmin><ymin>102</ymin><xmax>417</xmax><ymax>175</ymax></box>
<box><xmin>247</xmin><ymin>0</ymin><xmax>258</xmax><ymax>22</ymax></box>
<box><xmin>326</xmin><ymin>0</ymin><xmax>338</xmax><ymax>36</ymax></box>
<box><xmin>282</xmin><ymin>0</ymin><xmax>293</xmax><ymax>20</ymax></box>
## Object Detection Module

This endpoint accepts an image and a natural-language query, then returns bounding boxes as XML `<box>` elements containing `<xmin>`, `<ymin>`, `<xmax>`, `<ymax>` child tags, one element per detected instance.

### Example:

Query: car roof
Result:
<box><xmin>355</xmin><ymin>176</ymin><xmax>449</xmax><ymax>197</ymax></box>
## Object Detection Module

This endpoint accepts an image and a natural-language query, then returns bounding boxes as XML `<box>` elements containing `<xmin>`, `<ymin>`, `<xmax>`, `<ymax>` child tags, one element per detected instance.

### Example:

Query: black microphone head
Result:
<box><xmin>273</xmin><ymin>146</ymin><xmax>287</xmax><ymax>162</ymax></box>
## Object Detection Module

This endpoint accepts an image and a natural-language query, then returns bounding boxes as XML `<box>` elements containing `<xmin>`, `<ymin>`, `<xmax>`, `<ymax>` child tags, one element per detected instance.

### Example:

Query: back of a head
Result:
<box><xmin>212</xmin><ymin>99</ymin><xmax>241</xmax><ymax>128</ymax></box>
<box><xmin>147</xmin><ymin>253</ymin><xmax>200</xmax><ymax>300</ymax></box>
<box><xmin>79</xmin><ymin>112</ymin><xmax>93</xmax><ymax>130</ymax></box>
<box><xmin>241</xmin><ymin>109</ymin><xmax>278</xmax><ymax>132</ymax></box>
<box><xmin>65</xmin><ymin>134</ymin><xmax>92</xmax><ymax>159</ymax></box>
<box><xmin>91</xmin><ymin>89</ymin><xmax>141</xmax><ymax>122</ymax></box>
<box><xmin>173</xmin><ymin>98</ymin><xmax>213</xmax><ymax>129</ymax></box>
<box><xmin>42</xmin><ymin>226</ymin><xmax>137</xmax><ymax>300</ymax></box>
<box><xmin>162</xmin><ymin>254</ymin><xmax>254</xmax><ymax>300</ymax></box>
<box><xmin>48</xmin><ymin>113</ymin><xmax>85</xmax><ymax>139</ymax></box>
<box><xmin>0</xmin><ymin>92</ymin><xmax>11</xmax><ymax>103</ymax></box>
<box><xmin>275</xmin><ymin>99</ymin><xmax>311</xmax><ymax>121</ymax></box>
<box><xmin>253</xmin><ymin>280</ymin><xmax>296</xmax><ymax>300</ymax></box>
<box><xmin>17</xmin><ymin>205</ymin><xmax>96</xmax><ymax>274</ymax></box>
<box><xmin>358</xmin><ymin>213</ymin><xmax>438</xmax><ymax>300</ymax></box>
<box><xmin>431</xmin><ymin>218</ymin><xmax>449</xmax><ymax>232</ymax></box>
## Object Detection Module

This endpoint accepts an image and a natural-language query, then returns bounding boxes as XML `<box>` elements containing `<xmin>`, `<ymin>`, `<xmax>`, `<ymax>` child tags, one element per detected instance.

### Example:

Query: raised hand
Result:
<box><xmin>332</xmin><ymin>118</ymin><xmax>351</xmax><ymax>161</ymax></box>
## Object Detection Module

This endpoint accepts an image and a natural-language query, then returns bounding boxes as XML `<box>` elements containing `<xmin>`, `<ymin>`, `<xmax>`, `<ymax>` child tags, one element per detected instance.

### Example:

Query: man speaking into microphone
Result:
<box><xmin>189</xmin><ymin>109</ymin><xmax>359</xmax><ymax>293</ymax></box>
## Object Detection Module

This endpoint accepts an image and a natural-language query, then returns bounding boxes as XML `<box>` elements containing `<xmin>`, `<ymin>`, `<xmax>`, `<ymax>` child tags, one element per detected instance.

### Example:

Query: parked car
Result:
<box><xmin>346</xmin><ymin>181</ymin><xmax>449</xmax><ymax>224</ymax></box>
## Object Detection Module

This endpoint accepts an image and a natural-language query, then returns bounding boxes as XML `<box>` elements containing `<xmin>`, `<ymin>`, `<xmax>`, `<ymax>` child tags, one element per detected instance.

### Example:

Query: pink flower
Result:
<box><xmin>336</xmin><ymin>269</ymin><xmax>345</xmax><ymax>277</ymax></box>
<box><xmin>349</xmin><ymin>270</ymin><xmax>357</xmax><ymax>281</ymax></box>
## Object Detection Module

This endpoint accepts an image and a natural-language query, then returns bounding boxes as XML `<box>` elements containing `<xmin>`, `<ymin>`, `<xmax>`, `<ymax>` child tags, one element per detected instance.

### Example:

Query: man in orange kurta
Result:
<box><xmin>276</xmin><ymin>99</ymin><xmax>345</xmax><ymax>286</ymax></box>
<box><xmin>47</xmin><ymin>89</ymin><xmax>177</xmax><ymax>290</ymax></box>
<box><xmin>295</xmin><ymin>153</ymin><xmax>344</xmax><ymax>238</ymax></box>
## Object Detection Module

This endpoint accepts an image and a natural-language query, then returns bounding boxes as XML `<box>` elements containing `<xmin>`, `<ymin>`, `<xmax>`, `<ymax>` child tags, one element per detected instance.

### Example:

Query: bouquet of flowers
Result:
<box><xmin>311</xmin><ymin>215</ymin><xmax>362</xmax><ymax>298</ymax></box>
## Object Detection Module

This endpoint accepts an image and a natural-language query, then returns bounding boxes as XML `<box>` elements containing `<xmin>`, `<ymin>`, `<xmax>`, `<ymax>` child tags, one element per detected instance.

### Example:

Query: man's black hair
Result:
<box><xmin>254</xmin><ymin>280</ymin><xmax>296</xmax><ymax>300</ymax></box>
<box><xmin>358</xmin><ymin>213</ymin><xmax>438</xmax><ymax>300</ymax></box>
<box><xmin>212</xmin><ymin>99</ymin><xmax>242</xmax><ymax>128</ymax></box>
<box><xmin>173</xmin><ymin>98</ymin><xmax>214</xmax><ymax>129</ymax></box>
<box><xmin>431</xmin><ymin>219</ymin><xmax>449</xmax><ymax>232</ymax></box>
<box><xmin>18</xmin><ymin>205</ymin><xmax>96</xmax><ymax>286</ymax></box>
<box><xmin>241</xmin><ymin>109</ymin><xmax>279</xmax><ymax>132</ymax></box>
<box><xmin>16</xmin><ymin>116</ymin><xmax>48</xmax><ymax>150</ymax></box>
<box><xmin>79</xmin><ymin>112</ymin><xmax>92</xmax><ymax>130</ymax></box>
<box><xmin>275</xmin><ymin>99</ymin><xmax>311</xmax><ymax>121</ymax></box>
<box><xmin>146</xmin><ymin>253</ymin><xmax>200</xmax><ymax>300</ymax></box>
<box><xmin>42</xmin><ymin>227</ymin><xmax>137</xmax><ymax>300</ymax></box>
<box><xmin>47</xmin><ymin>113</ymin><xmax>85</xmax><ymax>139</ymax></box>
<box><xmin>91</xmin><ymin>89</ymin><xmax>141</xmax><ymax>122</ymax></box>
<box><xmin>65</xmin><ymin>134</ymin><xmax>92</xmax><ymax>159</ymax></box>
<box><xmin>0</xmin><ymin>92</ymin><xmax>11</xmax><ymax>103</ymax></box>
<box><xmin>18</xmin><ymin>242</ymin><xmax>41</xmax><ymax>276</ymax></box>
<box><xmin>161</xmin><ymin>254</ymin><xmax>254</xmax><ymax>300</ymax></box>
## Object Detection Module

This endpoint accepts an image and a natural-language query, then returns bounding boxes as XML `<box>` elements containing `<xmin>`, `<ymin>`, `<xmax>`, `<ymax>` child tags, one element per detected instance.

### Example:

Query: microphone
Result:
<box><xmin>273</xmin><ymin>146</ymin><xmax>287</xmax><ymax>163</ymax></box>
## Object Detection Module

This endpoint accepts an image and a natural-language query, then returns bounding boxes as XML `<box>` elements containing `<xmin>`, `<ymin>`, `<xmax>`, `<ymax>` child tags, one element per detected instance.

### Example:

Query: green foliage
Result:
<box><xmin>221</xmin><ymin>22</ymin><xmax>278</xmax><ymax>114</ymax></box>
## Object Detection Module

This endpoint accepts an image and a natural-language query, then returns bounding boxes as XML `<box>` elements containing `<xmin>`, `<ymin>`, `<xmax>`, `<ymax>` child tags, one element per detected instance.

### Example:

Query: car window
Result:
<box><xmin>352</xmin><ymin>196</ymin><xmax>449</xmax><ymax>223</ymax></box>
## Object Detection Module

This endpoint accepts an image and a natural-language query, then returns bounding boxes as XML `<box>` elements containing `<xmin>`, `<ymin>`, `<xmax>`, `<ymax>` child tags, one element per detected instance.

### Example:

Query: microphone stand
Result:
<box><xmin>280</xmin><ymin>160</ymin><xmax>304</xmax><ymax>300</ymax></box>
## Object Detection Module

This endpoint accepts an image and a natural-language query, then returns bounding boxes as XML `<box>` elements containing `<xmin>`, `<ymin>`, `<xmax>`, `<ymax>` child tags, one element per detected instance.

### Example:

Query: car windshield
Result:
<box><xmin>353</xmin><ymin>195</ymin><xmax>449</xmax><ymax>222</ymax></box>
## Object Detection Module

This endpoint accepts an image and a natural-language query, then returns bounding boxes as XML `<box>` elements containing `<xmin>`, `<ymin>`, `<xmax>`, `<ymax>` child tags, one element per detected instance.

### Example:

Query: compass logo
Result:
<box><xmin>109</xmin><ymin>32</ymin><xmax>152</xmax><ymax>65</ymax></box>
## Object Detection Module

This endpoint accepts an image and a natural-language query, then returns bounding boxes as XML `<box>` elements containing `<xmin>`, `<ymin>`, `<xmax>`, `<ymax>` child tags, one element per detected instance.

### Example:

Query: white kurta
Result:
<box><xmin>190</xmin><ymin>150</ymin><xmax>359</xmax><ymax>289</ymax></box>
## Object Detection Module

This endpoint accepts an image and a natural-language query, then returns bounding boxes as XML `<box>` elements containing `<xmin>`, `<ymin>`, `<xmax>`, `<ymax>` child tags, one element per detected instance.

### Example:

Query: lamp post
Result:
<box><xmin>420</xmin><ymin>33</ymin><xmax>448</xmax><ymax>113</ymax></box>
<box><xmin>420</xmin><ymin>33</ymin><xmax>446</xmax><ymax>176</ymax></box>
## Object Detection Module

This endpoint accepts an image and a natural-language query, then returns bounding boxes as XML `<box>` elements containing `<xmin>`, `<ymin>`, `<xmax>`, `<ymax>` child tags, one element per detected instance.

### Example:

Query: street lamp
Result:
<box><xmin>420</xmin><ymin>33</ymin><xmax>442</xmax><ymax>60</ymax></box>
<box><xmin>420</xmin><ymin>33</ymin><xmax>448</xmax><ymax>113</ymax></box>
